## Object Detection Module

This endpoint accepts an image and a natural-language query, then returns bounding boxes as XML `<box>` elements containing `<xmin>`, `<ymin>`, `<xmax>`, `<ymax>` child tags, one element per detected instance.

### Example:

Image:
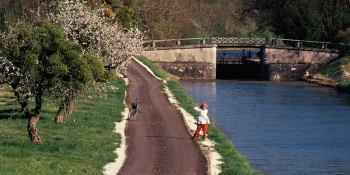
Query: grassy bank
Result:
<box><xmin>137</xmin><ymin>56</ymin><xmax>260</xmax><ymax>175</ymax></box>
<box><xmin>0</xmin><ymin>79</ymin><xmax>125</xmax><ymax>175</ymax></box>
<box><xmin>318</xmin><ymin>56</ymin><xmax>350</xmax><ymax>90</ymax></box>
<box><xmin>302</xmin><ymin>56</ymin><xmax>350</xmax><ymax>93</ymax></box>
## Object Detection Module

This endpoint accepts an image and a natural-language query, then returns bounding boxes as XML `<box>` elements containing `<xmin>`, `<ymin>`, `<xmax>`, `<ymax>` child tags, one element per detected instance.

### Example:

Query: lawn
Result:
<box><xmin>0</xmin><ymin>78</ymin><xmax>125</xmax><ymax>175</ymax></box>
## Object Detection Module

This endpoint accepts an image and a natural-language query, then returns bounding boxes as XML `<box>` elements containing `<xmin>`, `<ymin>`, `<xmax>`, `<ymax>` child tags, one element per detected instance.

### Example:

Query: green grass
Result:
<box><xmin>318</xmin><ymin>58</ymin><xmax>342</xmax><ymax>80</ymax></box>
<box><xmin>136</xmin><ymin>56</ymin><xmax>179</xmax><ymax>81</ymax></box>
<box><xmin>0</xmin><ymin>78</ymin><xmax>125</xmax><ymax>175</ymax></box>
<box><xmin>0</xmin><ymin>85</ymin><xmax>16</xmax><ymax>105</ymax></box>
<box><xmin>137</xmin><ymin>56</ymin><xmax>261</xmax><ymax>175</ymax></box>
<box><xmin>338</xmin><ymin>56</ymin><xmax>350</xmax><ymax>89</ymax></box>
<box><xmin>317</xmin><ymin>56</ymin><xmax>350</xmax><ymax>90</ymax></box>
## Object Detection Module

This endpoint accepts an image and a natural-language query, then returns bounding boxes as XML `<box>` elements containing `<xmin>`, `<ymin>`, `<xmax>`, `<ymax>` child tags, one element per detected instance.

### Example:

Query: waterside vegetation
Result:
<box><xmin>302</xmin><ymin>55</ymin><xmax>350</xmax><ymax>92</ymax></box>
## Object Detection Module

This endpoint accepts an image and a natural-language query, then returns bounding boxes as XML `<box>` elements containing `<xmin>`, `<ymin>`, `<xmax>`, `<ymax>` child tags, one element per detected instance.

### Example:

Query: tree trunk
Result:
<box><xmin>55</xmin><ymin>104</ymin><xmax>65</xmax><ymax>123</ymax></box>
<box><xmin>55</xmin><ymin>96</ymin><xmax>74</xmax><ymax>122</ymax></box>
<box><xmin>66</xmin><ymin>97</ymin><xmax>74</xmax><ymax>116</ymax></box>
<box><xmin>27</xmin><ymin>90</ymin><xmax>43</xmax><ymax>144</ymax></box>
<box><xmin>27</xmin><ymin>114</ymin><xmax>42</xmax><ymax>144</ymax></box>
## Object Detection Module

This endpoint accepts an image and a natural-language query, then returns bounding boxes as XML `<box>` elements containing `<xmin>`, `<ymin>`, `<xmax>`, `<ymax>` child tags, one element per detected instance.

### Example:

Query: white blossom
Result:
<box><xmin>48</xmin><ymin>0</ymin><xmax>144</xmax><ymax>74</ymax></box>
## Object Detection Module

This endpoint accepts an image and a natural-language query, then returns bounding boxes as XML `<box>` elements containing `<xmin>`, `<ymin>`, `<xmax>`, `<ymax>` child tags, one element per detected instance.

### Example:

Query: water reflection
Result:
<box><xmin>180</xmin><ymin>80</ymin><xmax>350</xmax><ymax>175</ymax></box>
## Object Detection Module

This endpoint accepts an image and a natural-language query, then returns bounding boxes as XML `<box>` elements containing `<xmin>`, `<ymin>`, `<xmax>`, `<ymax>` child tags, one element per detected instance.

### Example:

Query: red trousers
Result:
<box><xmin>193</xmin><ymin>124</ymin><xmax>208</xmax><ymax>139</ymax></box>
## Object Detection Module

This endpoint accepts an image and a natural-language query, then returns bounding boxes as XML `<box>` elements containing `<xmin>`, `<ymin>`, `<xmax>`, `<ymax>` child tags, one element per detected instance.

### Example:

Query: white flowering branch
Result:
<box><xmin>48</xmin><ymin>0</ymin><xmax>144</xmax><ymax>74</ymax></box>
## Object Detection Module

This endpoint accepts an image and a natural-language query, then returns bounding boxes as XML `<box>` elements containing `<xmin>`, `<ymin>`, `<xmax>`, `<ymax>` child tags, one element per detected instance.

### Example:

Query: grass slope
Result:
<box><xmin>303</xmin><ymin>56</ymin><xmax>350</xmax><ymax>93</ymax></box>
<box><xmin>0</xmin><ymin>78</ymin><xmax>125</xmax><ymax>175</ymax></box>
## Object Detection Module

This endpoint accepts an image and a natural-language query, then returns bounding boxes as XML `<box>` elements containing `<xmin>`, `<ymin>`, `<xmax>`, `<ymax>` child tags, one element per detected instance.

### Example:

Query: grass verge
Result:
<box><xmin>315</xmin><ymin>56</ymin><xmax>350</xmax><ymax>91</ymax></box>
<box><xmin>137</xmin><ymin>56</ymin><xmax>261</xmax><ymax>175</ymax></box>
<box><xmin>0</xmin><ymin>78</ymin><xmax>125</xmax><ymax>175</ymax></box>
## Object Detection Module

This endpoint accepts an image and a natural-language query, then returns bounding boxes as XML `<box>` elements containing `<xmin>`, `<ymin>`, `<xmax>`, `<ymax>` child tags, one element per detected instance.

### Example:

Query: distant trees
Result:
<box><xmin>189</xmin><ymin>0</ymin><xmax>246</xmax><ymax>37</ymax></box>
<box><xmin>336</xmin><ymin>28</ymin><xmax>350</xmax><ymax>44</ymax></box>
<box><xmin>3</xmin><ymin>0</ymin><xmax>350</xmax><ymax>42</ymax></box>
<box><xmin>0</xmin><ymin>0</ymin><xmax>54</xmax><ymax>29</ymax></box>
<box><xmin>245</xmin><ymin>0</ymin><xmax>350</xmax><ymax>42</ymax></box>
<box><xmin>133</xmin><ymin>0</ymin><xmax>258</xmax><ymax>40</ymax></box>
<box><xmin>133</xmin><ymin>0</ymin><xmax>350</xmax><ymax>41</ymax></box>
<box><xmin>133</xmin><ymin>0</ymin><xmax>194</xmax><ymax>40</ymax></box>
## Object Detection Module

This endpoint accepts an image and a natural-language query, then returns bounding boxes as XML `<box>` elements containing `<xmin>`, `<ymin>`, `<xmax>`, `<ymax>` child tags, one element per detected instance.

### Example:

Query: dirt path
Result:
<box><xmin>117</xmin><ymin>59</ymin><xmax>208</xmax><ymax>175</ymax></box>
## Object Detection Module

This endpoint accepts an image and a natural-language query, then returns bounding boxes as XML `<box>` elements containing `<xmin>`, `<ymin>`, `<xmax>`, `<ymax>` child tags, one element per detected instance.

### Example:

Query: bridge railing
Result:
<box><xmin>143</xmin><ymin>37</ymin><xmax>267</xmax><ymax>47</ymax></box>
<box><xmin>143</xmin><ymin>37</ymin><xmax>350</xmax><ymax>51</ymax></box>
<box><xmin>210</xmin><ymin>37</ymin><xmax>267</xmax><ymax>44</ymax></box>
<box><xmin>269</xmin><ymin>38</ymin><xmax>350</xmax><ymax>50</ymax></box>
<box><xmin>143</xmin><ymin>37</ymin><xmax>209</xmax><ymax>47</ymax></box>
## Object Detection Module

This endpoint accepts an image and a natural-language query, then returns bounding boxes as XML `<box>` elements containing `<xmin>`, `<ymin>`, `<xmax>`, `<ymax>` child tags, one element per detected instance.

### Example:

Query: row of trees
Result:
<box><xmin>245</xmin><ymin>0</ymin><xmax>350</xmax><ymax>43</ymax></box>
<box><xmin>0</xmin><ymin>0</ymin><xmax>143</xmax><ymax>143</ymax></box>
<box><xmin>133</xmin><ymin>0</ymin><xmax>350</xmax><ymax>43</ymax></box>
<box><xmin>133</xmin><ymin>0</ymin><xmax>254</xmax><ymax>40</ymax></box>
<box><xmin>2</xmin><ymin>0</ymin><xmax>350</xmax><ymax>43</ymax></box>
<box><xmin>131</xmin><ymin>0</ymin><xmax>350</xmax><ymax>42</ymax></box>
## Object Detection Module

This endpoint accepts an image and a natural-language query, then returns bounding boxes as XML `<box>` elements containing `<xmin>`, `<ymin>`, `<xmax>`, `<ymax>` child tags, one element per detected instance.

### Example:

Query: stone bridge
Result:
<box><xmin>142</xmin><ymin>39</ymin><xmax>343</xmax><ymax>80</ymax></box>
<box><xmin>143</xmin><ymin>44</ymin><xmax>217</xmax><ymax>79</ymax></box>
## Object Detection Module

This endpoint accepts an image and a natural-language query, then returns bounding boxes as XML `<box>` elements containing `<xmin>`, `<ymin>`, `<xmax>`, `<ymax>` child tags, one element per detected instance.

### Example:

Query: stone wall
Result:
<box><xmin>263</xmin><ymin>46</ymin><xmax>341</xmax><ymax>80</ymax></box>
<box><xmin>143</xmin><ymin>44</ymin><xmax>217</xmax><ymax>79</ymax></box>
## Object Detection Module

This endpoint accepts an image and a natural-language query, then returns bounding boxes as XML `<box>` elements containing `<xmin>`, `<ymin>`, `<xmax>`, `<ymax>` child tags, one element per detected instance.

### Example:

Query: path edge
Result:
<box><xmin>102</xmin><ymin>75</ymin><xmax>129</xmax><ymax>175</ymax></box>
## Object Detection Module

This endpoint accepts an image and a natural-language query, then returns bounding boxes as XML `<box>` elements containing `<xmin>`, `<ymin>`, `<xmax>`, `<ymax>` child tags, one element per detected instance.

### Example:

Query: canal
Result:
<box><xmin>180</xmin><ymin>80</ymin><xmax>350</xmax><ymax>175</ymax></box>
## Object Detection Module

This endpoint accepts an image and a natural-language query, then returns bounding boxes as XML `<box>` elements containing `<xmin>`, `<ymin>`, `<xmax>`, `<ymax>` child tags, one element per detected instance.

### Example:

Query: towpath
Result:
<box><xmin>117</xmin><ymin>59</ymin><xmax>208</xmax><ymax>175</ymax></box>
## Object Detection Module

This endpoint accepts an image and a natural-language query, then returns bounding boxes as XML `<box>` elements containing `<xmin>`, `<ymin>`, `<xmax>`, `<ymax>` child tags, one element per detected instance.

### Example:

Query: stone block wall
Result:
<box><xmin>263</xmin><ymin>46</ymin><xmax>341</xmax><ymax>80</ymax></box>
<box><xmin>143</xmin><ymin>44</ymin><xmax>217</xmax><ymax>79</ymax></box>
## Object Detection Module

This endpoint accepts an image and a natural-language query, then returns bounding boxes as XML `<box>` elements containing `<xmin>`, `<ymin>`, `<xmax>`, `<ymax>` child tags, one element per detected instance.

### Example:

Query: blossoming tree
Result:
<box><xmin>47</xmin><ymin>0</ymin><xmax>144</xmax><ymax>121</ymax></box>
<box><xmin>48</xmin><ymin>0</ymin><xmax>144</xmax><ymax>73</ymax></box>
<box><xmin>0</xmin><ymin>20</ymin><xmax>106</xmax><ymax>143</ymax></box>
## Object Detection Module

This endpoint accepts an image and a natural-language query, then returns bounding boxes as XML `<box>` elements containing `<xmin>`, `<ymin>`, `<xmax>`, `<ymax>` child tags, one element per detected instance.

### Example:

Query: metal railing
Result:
<box><xmin>143</xmin><ymin>37</ymin><xmax>208</xmax><ymax>47</ymax></box>
<box><xmin>269</xmin><ymin>38</ymin><xmax>350</xmax><ymax>50</ymax></box>
<box><xmin>144</xmin><ymin>37</ymin><xmax>350</xmax><ymax>51</ymax></box>
<box><xmin>210</xmin><ymin>37</ymin><xmax>267</xmax><ymax>44</ymax></box>
<box><xmin>143</xmin><ymin>37</ymin><xmax>267</xmax><ymax>46</ymax></box>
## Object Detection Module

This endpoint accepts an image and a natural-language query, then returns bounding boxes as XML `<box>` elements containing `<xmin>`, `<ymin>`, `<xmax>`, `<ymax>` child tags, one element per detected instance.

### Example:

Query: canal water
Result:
<box><xmin>180</xmin><ymin>80</ymin><xmax>350</xmax><ymax>175</ymax></box>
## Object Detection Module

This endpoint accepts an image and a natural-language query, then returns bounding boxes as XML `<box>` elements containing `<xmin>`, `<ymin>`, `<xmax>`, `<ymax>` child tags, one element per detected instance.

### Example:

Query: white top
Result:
<box><xmin>194</xmin><ymin>107</ymin><xmax>210</xmax><ymax>124</ymax></box>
